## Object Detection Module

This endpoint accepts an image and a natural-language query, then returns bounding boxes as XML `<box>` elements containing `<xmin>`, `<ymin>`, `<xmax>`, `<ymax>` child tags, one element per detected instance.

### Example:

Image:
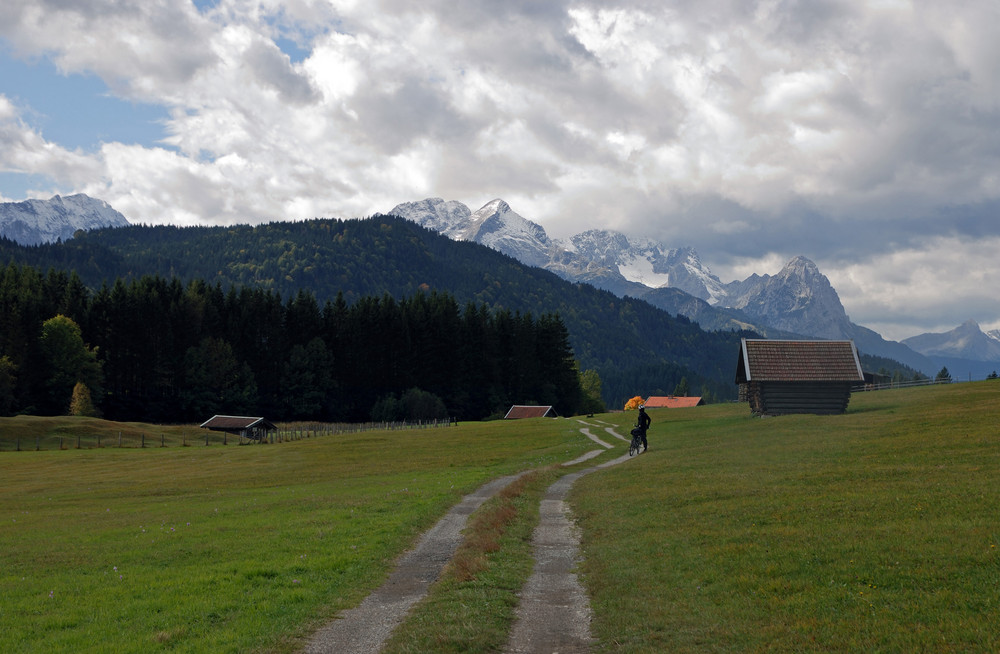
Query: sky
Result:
<box><xmin>1</xmin><ymin>0</ymin><xmax>999</xmax><ymax>341</ymax></box>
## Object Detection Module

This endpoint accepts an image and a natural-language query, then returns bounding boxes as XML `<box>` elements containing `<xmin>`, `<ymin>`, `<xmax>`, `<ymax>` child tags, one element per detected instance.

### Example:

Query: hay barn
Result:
<box><xmin>200</xmin><ymin>415</ymin><xmax>277</xmax><ymax>440</ymax></box>
<box><xmin>503</xmin><ymin>405</ymin><xmax>558</xmax><ymax>419</ymax></box>
<box><xmin>735</xmin><ymin>339</ymin><xmax>864</xmax><ymax>416</ymax></box>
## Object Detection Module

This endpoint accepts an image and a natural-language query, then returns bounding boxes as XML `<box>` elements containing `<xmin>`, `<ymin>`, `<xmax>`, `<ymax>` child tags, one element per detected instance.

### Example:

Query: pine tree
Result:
<box><xmin>674</xmin><ymin>376</ymin><xmax>691</xmax><ymax>397</ymax></box>
<box><xmin>0</xmin><ymin>355</ymin><xmax>17</xmax><ymax>416</ymax></box>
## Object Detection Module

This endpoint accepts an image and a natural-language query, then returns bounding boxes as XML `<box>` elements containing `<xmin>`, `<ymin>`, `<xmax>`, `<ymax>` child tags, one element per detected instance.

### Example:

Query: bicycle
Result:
<box><xmin>628</xmin><ymin>426</ymin><xmax>645</xmax><ymax>456</ymax></box>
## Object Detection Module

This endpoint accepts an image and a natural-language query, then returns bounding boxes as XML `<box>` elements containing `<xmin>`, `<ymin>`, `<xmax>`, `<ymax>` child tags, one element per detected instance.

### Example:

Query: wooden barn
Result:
<box><xmin>735</xmin><ymin>339</ymin><xmax>864</xmax><ymax>416</ymax></box>
<box><xmin>503</xmin><ymin>405</ymin><xmax>558</xmax><ymax>419</ymax></box>
<box><xmin>200</xmin><ymin>415</ymin><xmax>277</xmax><ymax>441</ymax></box>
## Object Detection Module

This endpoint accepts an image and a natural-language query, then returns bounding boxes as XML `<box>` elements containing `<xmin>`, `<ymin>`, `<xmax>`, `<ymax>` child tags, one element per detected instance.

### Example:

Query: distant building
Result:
<box><xmin>644</xmin><ymin>396</ymin><xmax>704</xmax><ymax>408</ymax></box>
<box><xmin>504</xmin><ymin>405</ymin><xmax>559</xmax><ymax>419</ymax></box>
<box><xmin>200</xmin><ymin>415</ymin><xmax>277</xmax><ymax>441</ymax></box>
<box><xmin>735</xmin><ymin>339</ymin><xmax>864</xmax><ymax>415</ymax></box>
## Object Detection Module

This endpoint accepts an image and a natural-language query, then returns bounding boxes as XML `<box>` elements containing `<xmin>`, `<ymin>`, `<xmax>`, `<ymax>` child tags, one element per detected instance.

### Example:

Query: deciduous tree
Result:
<box><xmin>69</xmin><ymin>382</ymin><xmax>99</xmax><ymax>417</ymax></box>
<box><xmin>39</xmin><ymin>315</ymin><xmax>103</xmax><ymax>415</ymax></box>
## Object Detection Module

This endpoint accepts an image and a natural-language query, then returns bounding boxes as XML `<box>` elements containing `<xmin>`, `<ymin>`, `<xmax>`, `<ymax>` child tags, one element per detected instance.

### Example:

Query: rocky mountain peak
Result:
<box><xmin>0</xmin><ymin>193</ymin><xmax>130</xmax><ymax>245</ymax></box>
<box><xmin>387</xmin><ymin>197</ymin><xmax>860</xmax><ymax>344</ymax></box>
<box><xmin>902</xmin><ymin>319</ymin><xmax>1000</xmax><ymax>362</ymax></box>
<box><xmin>387</xmin><ymin>197</ymin><xmax>470</xmax><ymax>239</ymax></box>
<box><xmin>721</xmin><ymin>255</ymin><xmax>851</xmax><ymax>340</ymax></box>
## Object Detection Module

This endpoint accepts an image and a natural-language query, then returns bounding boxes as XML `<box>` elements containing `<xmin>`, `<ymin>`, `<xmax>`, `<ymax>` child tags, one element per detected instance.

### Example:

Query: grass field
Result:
<box><xmin>3</xmin><ymin>382</ymin><xmax>999</xmax><ymax>652</ymax></box>
<box><xmin>573</xmin><ymin>382</ymin><xmax>1000</xmax><ymax>652</ymax></box>
<box><xmin>0</xmin><ymin>417</ymin><xmax>593</xmax><ymax>653</ymax></box>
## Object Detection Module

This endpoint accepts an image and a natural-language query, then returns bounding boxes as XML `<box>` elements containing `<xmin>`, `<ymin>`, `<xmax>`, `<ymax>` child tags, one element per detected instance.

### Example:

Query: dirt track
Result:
<box><xmin>504</xmin><ymin>447</ymin><xmax>631</xmax><ymax>653</ymax></box>
<box><xmin>303</xmin><ymin>420</ymin><xmax>630</xmax><ymax>653</ymax></box>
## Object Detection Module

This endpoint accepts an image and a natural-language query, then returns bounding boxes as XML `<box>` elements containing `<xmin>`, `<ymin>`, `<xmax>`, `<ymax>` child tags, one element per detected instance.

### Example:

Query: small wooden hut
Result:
<box><xmin>735</xmin><ymin>339</ymin><xmax>864</xmax><ymax>416</ymax></box>
<box><xmin>200</xmin><ymin>415</ymin><xmax>277</xmax><ymax>441</ymax></box>
<box><xmin>503</xmin><ymin>405</ymin><xmax>558</xmax><ymax>419</ymax></box>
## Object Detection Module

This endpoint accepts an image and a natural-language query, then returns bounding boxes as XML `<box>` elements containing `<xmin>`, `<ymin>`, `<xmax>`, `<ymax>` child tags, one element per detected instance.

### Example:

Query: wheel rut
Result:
<box><xmin>303</xmin><ymin>421</ymin><xmax>632</xmax><ymax>653</ymax></box>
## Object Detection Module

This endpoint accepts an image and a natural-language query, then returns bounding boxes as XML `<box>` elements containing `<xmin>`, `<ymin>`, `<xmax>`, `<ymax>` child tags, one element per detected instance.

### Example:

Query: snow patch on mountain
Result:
<box><xmin>0</xmin><ymin>194</ymin><xmax>129</xmax><ymax>245</ymax></box>
<box><xmin>387</xmin><ymin>197</ymin><xmax>471</xmax><ymax>239</ymax></box>
<box><xmin>618</xmin><ymin>253</ymin><xmax>672</xmax><ymax>288</ymax></box>
<box><xmin>567</xmin><ymin>230</ymin><xmax>727</xmax><ymax>303</ymax></box>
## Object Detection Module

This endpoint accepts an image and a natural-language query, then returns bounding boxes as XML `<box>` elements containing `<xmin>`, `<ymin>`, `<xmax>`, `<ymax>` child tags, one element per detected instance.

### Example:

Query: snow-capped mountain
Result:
<box><xmin>385</xmin><ymin>197</ymin><xmax>953</xmax><ymax>374</ymax></box>
<box><xmin>463</xmin><ymin>199</ymin><xmax>552</xmax><ymax>268</ymax></box>
<box><xmin>902</xmin><ymin>320</ymin><xmax>1000</xmax><ymax>362</ymax></box>
<box><xmin>390</xmin><ymin>197</ymin><xmax>622</xmax><ymax>280</ymax></box>
<box><xmin>720</xmin><ymin>256</ymin><xmax>854</xmax><ymax>341</ymax></box>
<box><xmin>0</xmin><ymin>194</ymin><xmax>129</xmax><ymax>245</ymax></box>
<box><xmin>387</xmin><ymin>198</ymin><xmax>847</xmax><ymax>336</ymax></box>
<box><xmin>389</xmin><ymin>197</ymin><xmax>472</xmax><ymax>239</ymax></box>
<box><xmin>566</xmin><ymin>230</ymin><xmax>727</xmax><ymax>303</ymax></box>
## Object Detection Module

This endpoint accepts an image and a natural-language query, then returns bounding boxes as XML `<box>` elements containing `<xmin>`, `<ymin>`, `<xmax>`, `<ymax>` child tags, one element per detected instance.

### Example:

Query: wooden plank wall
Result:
<box><xmin>746</xmin><ymin>381</ymin><xmax>853</xmax><ymax>415</ymax></box>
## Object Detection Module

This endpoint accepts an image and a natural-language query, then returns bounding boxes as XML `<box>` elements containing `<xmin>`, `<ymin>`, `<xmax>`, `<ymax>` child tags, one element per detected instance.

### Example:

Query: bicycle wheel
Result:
<box><xmin>629</xmin><ymin>438</ymin><xmax>639</xmax><ymax>456</ymax></box>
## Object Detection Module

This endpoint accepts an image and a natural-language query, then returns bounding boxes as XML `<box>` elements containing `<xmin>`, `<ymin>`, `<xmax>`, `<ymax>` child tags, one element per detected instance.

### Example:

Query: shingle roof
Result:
<box><xmin>643</xmin><ymin>396</ymin><xmax>704</xmax><ymax>408</ymax></box>
<box><xmin>503</xmin><ymin>405</ymin><xmax>558</xmax><ymax>419</ymax></box>
<box><xmin>737</xmin><ymin>339</ymin><xmax>864</xmax><ymax>382</ymax></box>
<box><xmin>200</xmin><ymin>415</ymin><xmax>276</xmax><ymax>431</ymax></box>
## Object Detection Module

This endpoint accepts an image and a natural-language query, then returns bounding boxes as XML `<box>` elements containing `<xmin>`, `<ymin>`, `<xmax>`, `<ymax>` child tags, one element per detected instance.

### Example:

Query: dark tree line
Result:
<box><xmin>0</xmin><ymin>218</ymin><xmax>752</xmax><ymax>402</ymax></box>
<box><xmin>0</xmin><ymin>263</ymin><xmax>584</xmax><ymax>422</ymax></box>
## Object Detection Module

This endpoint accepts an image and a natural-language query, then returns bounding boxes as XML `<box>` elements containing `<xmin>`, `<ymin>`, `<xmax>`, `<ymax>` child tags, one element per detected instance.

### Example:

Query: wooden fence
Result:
<box><xmin>0</xmin><ymin>418</ymin><xmax>457</xmax><ymax>452</ymax></box>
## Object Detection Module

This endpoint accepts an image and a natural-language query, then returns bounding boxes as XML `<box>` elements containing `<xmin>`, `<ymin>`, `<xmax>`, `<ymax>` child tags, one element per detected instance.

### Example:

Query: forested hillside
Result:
<box><xmin>0</xmin><ymin>266</ymin><xmax>588</xmax><ymax>421</ymax></box>
<box><xmin>0</xmin><ymin>216</ymin><xmax>755</xmax><ymax>415</ymax></box>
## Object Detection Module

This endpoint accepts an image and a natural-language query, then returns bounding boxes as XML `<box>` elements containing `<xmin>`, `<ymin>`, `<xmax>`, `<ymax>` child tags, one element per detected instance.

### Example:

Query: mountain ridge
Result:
<box><xmin>902</xmin><ymin>320</ymin><xmax>1000</xmax><ymax>362</ymax></box>
<box><xmin>0</xmin><ymin>214</ymin><xmax>751</xmax><ymax>403</ymax></box>
<box><xmin>5</xmin><ymin>192</ymin><xmax>992</xmax><ymax>380</ymax></box>
<box><xmin>388</xmin><ymin>197</ymin><xmax>949</xmax><ymax>374</ymax></box>
<box><xmin>0</xmin><ymin>194</ymin><xmax>130</xmax><ymax>245</ymax></box>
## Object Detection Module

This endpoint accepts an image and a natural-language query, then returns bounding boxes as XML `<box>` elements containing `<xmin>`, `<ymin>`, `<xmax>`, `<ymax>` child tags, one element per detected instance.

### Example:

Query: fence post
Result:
<box><xmin>141</xmin><ymin>434</ymin><xmax>145</xmax><ymax>448</ymax></box>
<box><xmin>118</xmin><ymin>431</ymin><xmax>122</xmax><ymax>447</ymax></box>
<box><xmin>206</xmin><ymin>432</ymin><xmax>209</xmax><ymax>446</ymax></box>
<box><xmin>36</xmin><ymin>436</ymin><xmax>40</xmax><ymax>451</ymax></box>
<box><xmin>16</xmin><ymin>438</ymin><xmax>20</xmax><ymax>451</ymax></box>
<box><xmin>161</xmin><ymin>434</ymin><xmax>165</xmax><ymax>447</ymax></box>
<box><xmin>98</xmin><ymin>433</ymin><xmax>101</xmax><ymax>448</ymax></box>
<box><xmin>76</xmin><ymin>434</ymin><xmax>80</xmax><ymax>449</ymax></box>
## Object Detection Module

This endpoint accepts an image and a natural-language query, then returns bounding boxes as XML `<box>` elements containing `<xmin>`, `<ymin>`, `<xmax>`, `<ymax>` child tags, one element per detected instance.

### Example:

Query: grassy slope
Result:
<box><xmin>573</xmin><ymin>382</ymin><xmax>1000</xmax><ymax>653</ymax></box>
<box><xmin>0</xmin><ymin>418</ymin><xmax>593</xmax><ymax>653</ymax></box>
<box><xmin>0</xmin><ymin>416</ymin><xmax>208</xmax><ymax>450</ymax></box>
<box><xmin>4</xmin><ymin>383</ymin><xmax>999</xmax><ymax>652</ymax></box>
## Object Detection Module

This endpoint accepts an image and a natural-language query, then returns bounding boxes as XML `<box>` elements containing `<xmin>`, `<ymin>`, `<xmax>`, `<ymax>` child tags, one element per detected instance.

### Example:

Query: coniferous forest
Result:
<box><xmin>0</xmin><ymin>215</ymin><xmax>755</xmax><ymax>421</ymax></box>
<box><xmin>0</xmin><ymin>264</ymin><xmax>584</xmax><ymax>422</ymax></box>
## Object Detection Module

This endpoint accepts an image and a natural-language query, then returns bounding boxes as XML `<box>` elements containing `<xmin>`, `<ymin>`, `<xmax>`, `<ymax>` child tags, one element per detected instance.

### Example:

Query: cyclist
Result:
<box><xmin>635</xmin><ymin>405</ymin><xmax>651</xmax><ymax>452</ymax></box>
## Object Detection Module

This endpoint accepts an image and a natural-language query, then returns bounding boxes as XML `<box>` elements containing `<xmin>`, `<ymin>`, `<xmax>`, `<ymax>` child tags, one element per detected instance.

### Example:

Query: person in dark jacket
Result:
<box><xmin>637</xmin><ymin>405</ymin><xmax>651</xmax><ymax>451</ymax></box>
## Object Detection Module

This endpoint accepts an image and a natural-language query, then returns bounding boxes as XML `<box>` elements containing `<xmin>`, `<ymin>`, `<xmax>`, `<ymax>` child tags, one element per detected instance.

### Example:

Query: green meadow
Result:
<box><xmin>2</xmin><ymin>381</ymin><xmax>999</xmax><ymax>652</ymax></box>
<box><xmin>0</xmin><ymin>418</ymin><xmax>591</xmax><ymax>653</ymax></box>
<box><xmin>575</xmin><ymin>382</ymin><xmax>1000</xmax><ymax>653</ymax></box>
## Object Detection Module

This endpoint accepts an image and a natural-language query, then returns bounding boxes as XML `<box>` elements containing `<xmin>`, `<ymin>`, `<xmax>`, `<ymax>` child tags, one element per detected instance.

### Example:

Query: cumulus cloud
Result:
<box><xmin>1</xmin><ymin>0</ymin><xmax>999</xmax><ymax>337</ymax></box>
<box><xmin>0</xmin><ymin>95</ymin><xmax>104</xmax><ymax>191</ymax></box>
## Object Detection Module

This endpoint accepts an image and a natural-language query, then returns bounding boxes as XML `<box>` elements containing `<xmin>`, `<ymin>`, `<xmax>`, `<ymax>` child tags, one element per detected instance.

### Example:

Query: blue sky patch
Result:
<box><xmin>1</xmin><ymin>50</ymin><xmax>170</xmax><ymax>153</ymax></box>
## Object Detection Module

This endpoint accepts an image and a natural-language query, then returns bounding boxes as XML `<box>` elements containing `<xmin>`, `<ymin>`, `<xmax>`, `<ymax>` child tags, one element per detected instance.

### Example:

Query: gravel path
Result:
<box><xmin>303</xmin><ymin>473</ymin><xmax>525</xmax><ymax>654</ymax></box>
<box><xmin>504</xmin><ymin>444</ymin><xmax>631</xmax><ymax>654</ymax></box>
<box><xmin>303</xmin><ymin>422</ymin><xmax>632</xmax><ymax>653</ymax></box>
